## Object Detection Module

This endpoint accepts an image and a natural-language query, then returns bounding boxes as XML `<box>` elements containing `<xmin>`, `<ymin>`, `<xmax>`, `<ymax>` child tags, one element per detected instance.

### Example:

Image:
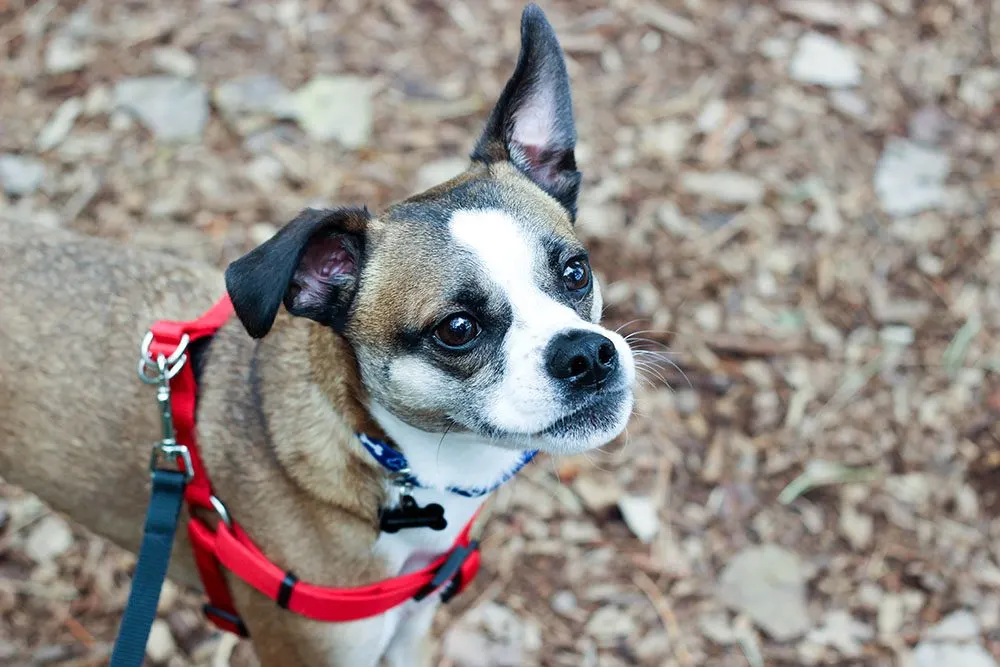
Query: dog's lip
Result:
<box><xmin>535</xmin><ymin>388</ymin><xmax>629</xmax><ymax>437</ymax></box>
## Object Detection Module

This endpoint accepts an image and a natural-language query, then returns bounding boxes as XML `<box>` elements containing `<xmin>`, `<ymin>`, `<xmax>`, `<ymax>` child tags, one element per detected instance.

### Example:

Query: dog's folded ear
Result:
<box><xmin>472</xmin><ymin>4</ymin><xmax>581</xmax><ymax>220</ymax></box>
<box><xmin>225</xmin><ymin>207</ymin><xmax>370</xmax><ymax>339</ymax></box>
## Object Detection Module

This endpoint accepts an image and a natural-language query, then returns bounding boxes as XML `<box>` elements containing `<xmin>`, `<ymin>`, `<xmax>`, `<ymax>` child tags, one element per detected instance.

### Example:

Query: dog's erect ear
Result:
<box><xmin>472</xmin><ymin>4</ymin><xmax>581</xmax><ymax>219</ymax></box>
<box><xmin>225</xmin><ymin>207</ymin><xmax>370</xmax><ymax>339</ymax></box>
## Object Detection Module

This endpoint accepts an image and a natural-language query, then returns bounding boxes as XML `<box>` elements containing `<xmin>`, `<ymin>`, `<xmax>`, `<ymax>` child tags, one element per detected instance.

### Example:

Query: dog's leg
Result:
<box><xmin>380</xmin><ymin>598</ymin><xmax>439</xmax><ymax>667</ymax></box>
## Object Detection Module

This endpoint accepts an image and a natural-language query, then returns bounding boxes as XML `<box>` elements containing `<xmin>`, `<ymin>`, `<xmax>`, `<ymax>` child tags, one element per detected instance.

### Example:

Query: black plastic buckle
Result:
<box><xmin>202</xmin><ymin>604</ymin><xmax>250</xmax><ymax>637</ymax></box>
<box><xmin>412</xmin><ymin>540</ymin><xmax>479</xmax><ymax>603</ymax></box>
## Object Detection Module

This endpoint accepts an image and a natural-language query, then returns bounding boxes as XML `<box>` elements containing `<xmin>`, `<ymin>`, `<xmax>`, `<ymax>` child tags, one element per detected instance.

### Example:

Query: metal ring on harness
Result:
<box><xmin>210</xmin><ymin>495</ymin><xmax>233</xmax><ymax>530</ymax></box>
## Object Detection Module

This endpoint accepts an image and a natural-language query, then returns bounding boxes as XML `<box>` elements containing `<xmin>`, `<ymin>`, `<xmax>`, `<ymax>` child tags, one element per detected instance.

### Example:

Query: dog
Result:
<box><xmin>0</xmin><ymin>5</ymin><xmax>635</xmax><ymax>666</ymax></box>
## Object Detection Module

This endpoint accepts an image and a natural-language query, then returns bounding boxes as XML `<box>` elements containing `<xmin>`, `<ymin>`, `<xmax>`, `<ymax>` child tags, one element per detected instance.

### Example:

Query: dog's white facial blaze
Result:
<box><xmin>450</xmin><ymin>209</ymin><xmax>635</xmax><ymax>454</ymax></box>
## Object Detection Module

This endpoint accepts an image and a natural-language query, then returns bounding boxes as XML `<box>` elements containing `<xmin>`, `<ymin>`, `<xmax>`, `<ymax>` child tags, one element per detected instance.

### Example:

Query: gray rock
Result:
<box><xmin>585</xmin><ymin>606</ymin><xmax>638</xmax><ymax>641</ymax></box>
<box><xmin>806</xmin><ymin>610</ymin><xmax>873</xmax><ymax>657</ymax></box>
<box><xmin>114</xmin><ymin>77</ymin><xmax>209</xmax><ymax>143</ymax></box>
<box><xmin>617</xmin><ymin>495</ymin><xmax>659</xmax><ymax>544</ymax></box>
<box><xmin>830</xmin><ymin>90</ymin><xmax>869</xmax><ymax>118</ymax></box>
<box><xmin>718</xmin><ymin>544</ymin><xmax>812</xmax><ymax>640</ymax></box>
<box><xmin>151</xmin><ymin>47</ymin><xmax>198</xmax><ymax>78</ymax></box>
<box><xmin>23</xmin><ymin>515</ymin><xmax>73</xmax><ymax>563</ymax></box>
<box><xmin>145</xmin><ymin>619</ymin><xmax>176</xmax><ymax>663</ymax></box>
<box><xmin>44</xmin><ymin>36</ymin><xmax>95</xmax><ymax>74</ymax></box>
<box><xmin>0</xmin><ymin>154</ymin><xmax>46</xmax><ymax>196</ymax></box>
<box><xmin>641</xmin><ymin>120</ymin><xmax>691</xmax><ymax>163</ymax></box>
<box><xmin>914</xmin><ymin>643</ymin><xmax>997</xmax><ymax>667</ymax></box>
<box><xmin>680</xmin><ymin>171</ymin><xmax>765</xmax><ymax>205</ymax></box>
<box><xmin>550</xmin><ymin>591</ymin><xmax>578</xmax><ymax>617</ymax></box>
<box><xmin>293</xmin><ymin>75</ymin><xmax>374</xmax><ymax>147</ymax></box>
<box><xmin>874</xmin><ymin>138</ymin><xmax>950</xmax><ymax>218</ymax></box>
<box><xmin>37</xmin><ymin>97</ymin><xmax>83</xmax><ymax>151</ymax></box>
<box><xmin>213</xmin><ymin>75</ymin><xmax>296</xmax><ymax>135</ymax></box>
<box><xmin>908</xmin><ymin>106</ymin><xmax>953</xmax><ymax>145</ymax></box>
<box><xmin>789</xmin><ymin>32</ymin><xmax>861</xmax><ymax>88</ymax></box>
<box><xmin>925</xmin><ymin>610</ymin><xmax>981</xmax><ymax>642</ymax></box>
<box><xmin>958</xmin><ymin>68</ymin><xmax>1000</xmax><ymax>114</ymax></box>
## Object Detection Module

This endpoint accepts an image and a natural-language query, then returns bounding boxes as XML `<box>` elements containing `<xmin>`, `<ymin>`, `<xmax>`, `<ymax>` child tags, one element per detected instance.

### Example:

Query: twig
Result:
<box><xmin>631</xmin><ymin>571</ymin><xmax>694</xmax><ymax>667</ymax></box>
<box><xmin>703</xmin><ymin>332</ymin><xmax>807</xmax><ymax>358</ymax></box>
<box><xmin>63</xmin><ymin>614</ymin><xmax>96</xmax><ymax>649</ymax></box>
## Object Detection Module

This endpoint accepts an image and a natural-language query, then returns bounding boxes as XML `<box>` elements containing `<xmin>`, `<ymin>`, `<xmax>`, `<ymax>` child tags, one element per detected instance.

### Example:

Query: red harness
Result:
<box><xmin>146</xmin><ymin>296</ymin><xmax>481</xmax><ymax>636</ymax></box>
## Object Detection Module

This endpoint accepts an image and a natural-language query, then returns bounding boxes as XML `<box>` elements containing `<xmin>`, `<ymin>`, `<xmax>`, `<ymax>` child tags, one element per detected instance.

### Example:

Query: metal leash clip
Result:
<box><xmin>137</xmin><ymin>332</ymin><xmax>194</xmax><ymax>481</ymax></box>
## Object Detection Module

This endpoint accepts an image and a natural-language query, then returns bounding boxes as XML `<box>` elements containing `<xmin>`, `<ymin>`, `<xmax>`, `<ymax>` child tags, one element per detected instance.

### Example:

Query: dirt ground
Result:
<box><xmin>1</xmin><ymin>0</ymin><xmax>999</xmax><ymax>665</ymax></box>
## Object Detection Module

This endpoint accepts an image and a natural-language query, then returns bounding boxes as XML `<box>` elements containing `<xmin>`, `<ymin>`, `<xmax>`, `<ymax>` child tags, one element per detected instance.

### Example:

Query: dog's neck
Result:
<box><xmin>367</xmin><ymin>402</ymin><xmax>531</xmax><ymax>495</ymax></box>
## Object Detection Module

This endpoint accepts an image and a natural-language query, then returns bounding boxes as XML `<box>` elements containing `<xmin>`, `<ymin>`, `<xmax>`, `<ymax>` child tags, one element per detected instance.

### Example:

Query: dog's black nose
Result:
<box><xmin>545</xmin><ymin>330</ymin><xmax>619</xmax><ymax>388</ymax></box>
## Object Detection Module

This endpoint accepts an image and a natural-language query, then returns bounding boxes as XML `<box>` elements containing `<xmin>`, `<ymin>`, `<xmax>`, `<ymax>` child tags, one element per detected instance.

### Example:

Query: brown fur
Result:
<box><xmin>0</xmin><ymin>219</ymin><xmax>405</xmax><ymax>666</ymax></box>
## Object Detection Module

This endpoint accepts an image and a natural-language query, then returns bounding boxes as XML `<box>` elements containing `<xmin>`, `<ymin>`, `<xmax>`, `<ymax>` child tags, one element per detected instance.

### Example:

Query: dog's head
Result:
<box><xmin>225</xmin><ymin>4</ymin><xmax>635</xmax><ymax>455</ymax></box>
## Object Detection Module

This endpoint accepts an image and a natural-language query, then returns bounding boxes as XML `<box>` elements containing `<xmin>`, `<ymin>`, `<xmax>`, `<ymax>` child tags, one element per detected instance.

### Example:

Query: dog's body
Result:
<box><xmin>0</xmin><ymin>6</ymin><xmax>635</xmax><ymax>666</ymax></box>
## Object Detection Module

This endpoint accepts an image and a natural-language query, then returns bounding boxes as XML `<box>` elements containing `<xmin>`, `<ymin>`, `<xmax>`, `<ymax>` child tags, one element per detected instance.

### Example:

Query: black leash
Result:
<box><xmin>109</xmin><ymin>331</ymin><xmax>195</xmax><ymax>666</ymax></box>
<box><xmin>108</xmin><ymin>469</ymin><xmax>188</xmax><ymax>667</ymax></box>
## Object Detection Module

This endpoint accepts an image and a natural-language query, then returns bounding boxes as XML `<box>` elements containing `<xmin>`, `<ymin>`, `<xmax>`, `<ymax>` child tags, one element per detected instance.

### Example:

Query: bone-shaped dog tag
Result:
<box><xmin>379</xmin><ymin>495</ymin><xmax>448</xmax><ymax>533</ymax></box>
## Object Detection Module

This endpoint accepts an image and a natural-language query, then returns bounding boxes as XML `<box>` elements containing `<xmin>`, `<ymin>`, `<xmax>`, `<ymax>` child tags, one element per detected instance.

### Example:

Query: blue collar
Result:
<box><xmin>357</xmin><ymin>434</ymin><xmax>538</xmax><ymax>498</ymax></box>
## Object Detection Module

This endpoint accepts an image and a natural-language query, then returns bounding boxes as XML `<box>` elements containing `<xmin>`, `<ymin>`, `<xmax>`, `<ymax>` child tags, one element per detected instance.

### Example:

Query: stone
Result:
<box><xmin>914</xmin><ymin>643</ymin><xmax>998</xmax><ymax>667</ymax></box>
<box><xmin>551</xmin><ymin>591</ymin><xmax>578</xmax><ymax>617</ymax></box>
<box><xmin>0</xmin><ymin>154</ymin><xmax>46</xmax><ymax>196</ymax></box>
<box><xmin>877</xmin><ymin>594</ymin><xmax>905</xmax><ymax>636</ymax></box>
<box><xmin>839</xmin><ymin>505</ymin><xmax>873</xmax><ymax>550</ymax></box>
<box><xmin>585</xmin><ymin>606</ymin><xmax>637</xmax><ymax>641</ymax></box>
<box><xmin>697</xmin><ymin>100</ymin><xmax>728</xmax><ymax>133</ymax></box>
<box><xmin>874</xmin><ymin>138</ymin><xmax>950</xmax><ymax>218</ymax></box>
<box><xmin>694</xmin><ymin>302</ymin><xmax>723</xmax><ymax>332</ymax></box>
<box><xmin>789</xmin><ymin>32</ymin><xmax>861</xmax><ymax>88</ymax></box>
<box><xmin>641</xmin><ymin>120</ymin><xmax>691</xmax><ymax>162</ymax></box>
<box><xmin>806</xmin><ymin>610</ymin><xmax>873</xmax><ymax>657</ymax></box>
<box><xmin>680</xmin><ymin>171</ymin><xmax>765</xmax><ymax>205</ymax></box>
<box><xmin>83</xmin><ymin>85</ymin><xmax>114</xmax><ymax>117</ymax></box>
<box><xmin>245</xmin><ymin>155</ymin><xmax>285</xmax><ymax>192</ymax></box>
<box><xmin>925</xmin><ymin>610</ymin><xmax>981</xmax><ymax>642</ymax></box>
<box><xmin>151</xmin><ymin>47</ymin><xmax>198</xmax><ymax>78</ymax></box>
<box><xmin>829</xmin><ymin>90</ymin><xmax>869</xmax><ymax>118</ymax></box>
<box><xmin>293</xmin><ymin>76</ymin><xmax>374</xmax><ymax>147</ymax></box>
<box><xmin>699</xmin><ymin>612</ymin><xmax>737</xmax><ymax>645</ymax></box>
<box><xmin>908</xmin><ymin>106</ymin><xmax>953</xmax><ymax>145</ymax></box>
<box><xmin>114</xmin><ymin>77</ymin><xmax>209</xmax><ymax>143</ymax></box>
<box><xmin>718</xmin><ymin>544</ymin><xmax>812</xmax><ymax>640</ymax></box>
<box><xmin>23</xmin><ymin>515</ymin><xmax>73</xmax><ymax>563</ymax></box>
<box><xmin>415</xmin><ymin>158</ymin><xmax>468</xmax><ymax>192</ymax></box>
<box><xmin>45</xmin><ymin>35</ymin><xmax>95</xmax><ymax>74</ymax></box>
<box><xmin>617</xmin><ymin>495</ymin><xmax>659</xmax><ymax>544</ymax></box>
<box><xmin>145</xmin><ymin>619</ymin><xmax>176</xmax><ymax>663</ymax></box>
<box><xmin>37</xmin><ymin>98</ymin><xmax>83</xmax><ymax>151</ymax></box>
<box><xmin>213</xmin><ymin>75</ymin><xmax>296</xmax><ymax>135</ymax></box>
<box><xmin>958</xmin><ymin>68</ymin><xmax>1000</xmax><ymax>114</ymax></box>
<box><xmin>573</xmin><ymin>473</ymin><xmax>622</xmax><ymax>514</ymax></box>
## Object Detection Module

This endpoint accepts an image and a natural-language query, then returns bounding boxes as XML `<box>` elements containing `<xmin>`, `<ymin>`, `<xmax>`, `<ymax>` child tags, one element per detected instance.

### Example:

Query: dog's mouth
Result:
<box><xmin>537</xmin><ymin>388</ymin><xmax>631</xmax><ymax>438</ymax></box>
<box><xmin>456</xmin><ymin>386</ymin><xmax>633</xmax><ymax>452</ymax></box>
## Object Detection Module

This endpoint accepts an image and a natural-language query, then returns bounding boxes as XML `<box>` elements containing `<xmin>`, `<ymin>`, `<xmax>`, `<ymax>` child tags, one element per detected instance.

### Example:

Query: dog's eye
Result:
<box><xmin>562</xmin><ymin>257</ymin><xmax>591</xmax><ymax>292</ymax></box>
<box><xmin>434</xmin><ymin>313</ymin><xmax>481</xmax><ymax>349</ymax></box>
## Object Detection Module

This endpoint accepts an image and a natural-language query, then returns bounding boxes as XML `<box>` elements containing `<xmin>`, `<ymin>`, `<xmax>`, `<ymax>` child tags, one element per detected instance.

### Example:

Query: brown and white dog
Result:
<box><xmin>0</xmin><ymin>5</ymin><xmax>635</xmax><ymax>666</ymax></box>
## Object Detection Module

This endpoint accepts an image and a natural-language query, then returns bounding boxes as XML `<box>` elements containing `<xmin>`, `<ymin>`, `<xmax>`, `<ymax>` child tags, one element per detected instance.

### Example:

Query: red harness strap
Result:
<box><xmin>147</xmin><ymin>296</ymin><xmax>481</xmax><ymax>635</ymax></box>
